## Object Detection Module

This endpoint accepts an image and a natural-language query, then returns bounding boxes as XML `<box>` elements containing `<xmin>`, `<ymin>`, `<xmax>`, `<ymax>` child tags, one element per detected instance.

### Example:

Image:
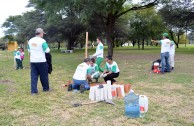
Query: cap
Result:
<box><xmin>35</xmin><ymin>28</ymin><xmax>46</xmax><ymax>34</ymax></box>
<box><xmin>83</xmin><ymin>58</ymin><xmax>91</xmax><ymax>62</ymax></box>
<box><xmin>163</xmin><ymin>33</ymin><xmax>169</xmax><ymax>37</ymax></box>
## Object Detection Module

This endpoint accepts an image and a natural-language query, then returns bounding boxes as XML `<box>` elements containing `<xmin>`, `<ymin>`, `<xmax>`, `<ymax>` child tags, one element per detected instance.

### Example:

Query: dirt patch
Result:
<box><xmin>0</xmin><ymin>79</ymin><xmax>14</xmax><ymax>85</ymax></box>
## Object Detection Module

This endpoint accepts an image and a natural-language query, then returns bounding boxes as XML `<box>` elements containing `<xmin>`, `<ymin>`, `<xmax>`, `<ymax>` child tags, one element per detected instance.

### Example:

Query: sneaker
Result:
<box><xmin>73</xmin><ymin>89</ymin><xmax>79</xmax><ymax>93</ymax></box>
<box><xmin>68</xmin><ymin>84</ymin><xmax>72</xmax><ymax>91</ymax></box>
<box><xmin>80</xmin><ymin>84</ymin><xmax>85</xmax><ymax>93</ymax></box>
<box><xmin>31</xmin><ymin>93</ymin><xmax>38</xmax><ymax>96</ymax></box>
<box><xmin>43</xmin><ymin>89</ymin><xmax>52</xmax><ymax>92</ymax></box>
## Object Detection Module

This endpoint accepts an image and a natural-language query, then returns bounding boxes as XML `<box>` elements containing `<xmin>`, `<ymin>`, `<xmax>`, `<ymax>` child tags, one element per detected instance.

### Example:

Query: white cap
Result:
<box><xmin>35</xmin><ymin>28</ymin><xmax>46</xmax><ymax>34</ymax></box>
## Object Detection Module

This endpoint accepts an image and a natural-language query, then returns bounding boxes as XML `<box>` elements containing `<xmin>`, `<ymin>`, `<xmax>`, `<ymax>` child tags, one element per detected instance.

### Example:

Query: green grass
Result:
<box><xmin>0</xmin><ymin>45</ymin><xmax>194</xmax><ymax>126</ymax></box>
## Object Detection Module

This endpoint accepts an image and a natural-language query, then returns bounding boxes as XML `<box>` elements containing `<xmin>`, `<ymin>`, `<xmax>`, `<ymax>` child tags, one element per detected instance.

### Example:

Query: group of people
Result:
<box><xmin>14</xmin><ymin>47</ymin><xmax>24</xmax><ymax>70</ymax></box>
<box><xmin>27</xmin><ymin>28</ymin><xmax>174</xmax><ymax>95</ymax></box>
<box><xmin>27</xmin><ymin>28</ymin><xmax>120</xmax><ymax>95</ymax></box>
<box><xmin>68</xmin><ymin>37</ymin><xmax>120</xmax><ymax>93</ymax></box>
<box><xmin>152</xmin><ymin>32</ymin><xmax>175</xmax><ymax>74</ymax></box>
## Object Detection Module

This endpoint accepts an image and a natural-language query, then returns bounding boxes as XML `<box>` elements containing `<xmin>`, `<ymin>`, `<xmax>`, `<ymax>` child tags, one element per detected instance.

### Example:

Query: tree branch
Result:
<box><xmin>116</xmin><ymin>0</ymin><xmax>159</xmax><ymax>18</ymax></box>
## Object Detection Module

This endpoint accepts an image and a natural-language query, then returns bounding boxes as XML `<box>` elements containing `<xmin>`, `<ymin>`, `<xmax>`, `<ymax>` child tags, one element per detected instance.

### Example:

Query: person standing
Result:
<box><xmin>20</xmin><ymin>48</ymin><xmax>25</xmax><ymax>61</ymax></box>
<box><xmin>169</xmin><ymin>41</ymin><xmax>175</xmax><ymax>70</ymax></box>
<box><xmin>101</xmin><ymin>56</ymin><xmax>120</xmax><ymax>84</ymax></box>
<box><xmin>151</xmin><ymin>33</ymin><xmax>173</xmax><ymax>74</ymax></box>
<box><xmin>15</xmin><ymin>47</ymin><xmax>23</xmax><ymax>70</ymax></box>
<box><xmin>68</xmin><ymin>58</ymin><xmax>91</xmax><ymax>93</ymax></box>
<box><xmin>90</xmin><ymin>37</ymin><xmax>104</xmax><ymax>72</ymax></box>
<box><xmin>28</xmin><ymin>28</ymin><xmax>50</xmax><ymax>95</ymax></box>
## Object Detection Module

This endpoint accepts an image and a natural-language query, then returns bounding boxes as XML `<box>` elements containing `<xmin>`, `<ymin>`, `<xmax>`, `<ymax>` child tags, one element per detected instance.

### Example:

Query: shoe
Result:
<box><xmin>43</xmin><ymin>89</ymin><xmax>52</xmax><ymax>92</ymax></box>
<box><xmin>80</xmin><ymin>84</ymin><xmax>85</xmax><ymax>93</ymax></box>
<box><xmin>31</xmin><ymin>93</ymin><xmax>38</xmax><ymax>96</ymax></box>
<box><xmin>171</xmin><ymin>67</ymin><xmax>174</xmax><ymax>70</ymax></box>
<box><xmin>73</xmin><ymin>89</ymin><xmax>79</xmax><ymax>93</ymax></box>
<box><xmin>68</xmin><ymin>84</ymin><xmax>72</xmax><ymax>91</ymax></box>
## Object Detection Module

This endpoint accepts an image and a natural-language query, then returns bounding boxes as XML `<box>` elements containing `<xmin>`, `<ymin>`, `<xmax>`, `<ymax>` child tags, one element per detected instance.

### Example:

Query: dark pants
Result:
<box><xmin>16</xmin><ymin>59</ymin><xmax>23</xmax><ymax>69</ymax></box>
<box><xmin>104</xmin><ymin>72</ymin><xmax>120</xmax><ymax>84</ymax></box>
<box><xmin>31</xmin><ymin>62</ymin><xmax>49</xmax><ymax>93</ymax></box>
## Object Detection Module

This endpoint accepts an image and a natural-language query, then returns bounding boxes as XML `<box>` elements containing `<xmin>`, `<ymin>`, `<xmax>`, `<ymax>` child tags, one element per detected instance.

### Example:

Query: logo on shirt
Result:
<box><xmin>31</xmin><ymin>43</ymin><xmax>37</xmax><ymax>47</ymax></box>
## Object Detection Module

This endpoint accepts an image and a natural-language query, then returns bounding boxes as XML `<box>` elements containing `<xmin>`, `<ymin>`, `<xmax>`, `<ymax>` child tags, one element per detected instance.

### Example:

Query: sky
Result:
<box><xmin>0</xmin><ymin>0</ymin><xmax>33</xmax><ymax>37</ymax></box>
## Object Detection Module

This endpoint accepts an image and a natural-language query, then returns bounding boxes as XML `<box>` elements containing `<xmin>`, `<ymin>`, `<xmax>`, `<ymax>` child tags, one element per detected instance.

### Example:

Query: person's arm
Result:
<box><xmin>151</xmin><ymin>39</ymin><xmax>161</xmax><ymax>44</ymax></box>
<box><xmin>103</xmin><ymin>64</ymin><xmax>108</xmax><ymax>74</ymax></box>
<box><xmin>42</xmin><ymin>42</ymin><xmax>50</xmax><ymax>53</ymax></box>
<box><xmin>92</xmin><ymin>45</ymin><xmax>103</xmax><ymax>57</ymax></box>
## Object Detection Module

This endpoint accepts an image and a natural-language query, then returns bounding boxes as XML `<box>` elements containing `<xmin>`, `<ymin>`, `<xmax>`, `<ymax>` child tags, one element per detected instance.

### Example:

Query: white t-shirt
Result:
<box><xmin>105</xmin><ymin>61</ymin><xmax>120</xmax><ymax>73</ymax></box>
<box><xmin>170</xmin><ymin>41</ymin><xmax>175</xmax><ymax>55</ymax></box>
<box><xmin>73</xmin><ymin>62</ymin><xmax>90</xmax><ymax>80</ymax></box>
<box><xmin>160</xmin><ymin>39</ymin><xmax>171</xmax><ymax>53</ymax></box>
<box><xmin>28</xmin><ymin>36</ymin><xmax>50</xmax><ymax>62</ymax></box>
<box><xmin>93</xmin><ymin>42</ymin><xmax>103</xmax><ymax>58</ymax></box>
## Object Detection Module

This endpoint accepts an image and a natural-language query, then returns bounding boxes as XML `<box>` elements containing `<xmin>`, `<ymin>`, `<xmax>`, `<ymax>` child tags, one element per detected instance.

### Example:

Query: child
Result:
<box><xmin>15</xmin><ymin>47</ymin><xmax>23</xmax><ymax>70</ymax></box>
<box><xmin>20</xmin><ymin>48</ymin><xmax>25</xmax><ymax>61</ymax></box>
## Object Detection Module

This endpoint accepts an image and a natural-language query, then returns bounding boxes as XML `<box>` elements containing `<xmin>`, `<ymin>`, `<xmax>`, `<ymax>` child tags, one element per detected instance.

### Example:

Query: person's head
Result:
<box><xmin>83</xmin><ymin>58</ymin><xmax>91</xmax><ymax>65</ymax></box>
<box><xmin>105</xmin><ymin>56</ymin><xmax>113</xmax><ymax>64</ymax></box>
<box><xmin>162</xmin><ymin>33</ymin><xmax>169</xmax><ymax>39</ymax></box>
<box><xmin>35</xmin><ymin>28</ymin><xmax>46</xmax><ymax>38</ymax></box>
<box><xmin>97</xmin><ymin>37</ymin><xmax>103</xmax><ymax>44</ymax></box>
<box><xmin>90</xmin><ymin>58</ymin><xmax>95</xmax><ymax>66</ymax></box>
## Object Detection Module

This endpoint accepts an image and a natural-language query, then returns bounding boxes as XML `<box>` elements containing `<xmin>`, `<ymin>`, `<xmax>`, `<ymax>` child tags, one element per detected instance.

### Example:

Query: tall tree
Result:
<box><xmin>159</xmin><ymin>0</ymin><xmax>194</xmax><ymax>48</ymax></box>
<box><xmin>29</xmin><ymin>0</ymin><xmax>159</xmax><ymax>56</ymax></box>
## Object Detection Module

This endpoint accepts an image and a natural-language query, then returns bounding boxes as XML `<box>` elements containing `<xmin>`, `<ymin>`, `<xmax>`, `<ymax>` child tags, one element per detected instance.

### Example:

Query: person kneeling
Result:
<box><xmin>68</xmin><ymin>58</ymin><xmax>91</xmax><ymax>93</ymax></box>
<box><xmin>101</xmin><ymin>56</ymin><xmax>120</xmax><ymax>85</ymax></box>
<box><xmin>88</xmin><ymin>58</ymin><xmax>100</xmax><ymax>83</ymax></box>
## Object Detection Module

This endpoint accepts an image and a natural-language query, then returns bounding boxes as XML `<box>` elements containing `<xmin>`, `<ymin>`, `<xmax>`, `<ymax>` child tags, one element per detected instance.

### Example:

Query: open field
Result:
<box><xmin>0</xmin><ymin>45</ymin><xmax>194</xmax><ymax>126</ymax></box>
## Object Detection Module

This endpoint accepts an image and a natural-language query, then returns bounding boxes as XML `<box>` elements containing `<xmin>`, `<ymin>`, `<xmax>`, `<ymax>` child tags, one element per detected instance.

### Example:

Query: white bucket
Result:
<box><xmin>139</xmin><ymin>95</ymin><xmax>148</xmax><ymax>112</ymax></box>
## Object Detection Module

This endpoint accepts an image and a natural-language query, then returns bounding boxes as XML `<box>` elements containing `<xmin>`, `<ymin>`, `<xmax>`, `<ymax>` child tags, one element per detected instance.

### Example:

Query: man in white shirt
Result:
<box><xmin>152</xmin><ymin>33</ymin><xmax>173</xmax><ymax>74</ymax></box>
<box><xmin>28</xmin><ymin>28</ymin><xmax>50</xmax><ymax>95</ymax></box>
<box><xmin>68</xmin><ymin>58</ymin><xmax>91</xmax><ymax>93</ymax></box>
<box><xmin>102</xmin><ymin>56</ymin><xmax>120</xmax><ymax>84</ymax></box>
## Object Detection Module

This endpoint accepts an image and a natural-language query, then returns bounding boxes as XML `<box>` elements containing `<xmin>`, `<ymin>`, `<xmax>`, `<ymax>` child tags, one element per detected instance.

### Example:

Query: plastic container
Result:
<box><xmin>124</xmin><ymin>92</ymin><xmax>140</xmax><ymax>118</ymax></box>
<box><xmin>124</xmin><ymin>84</ymin><xmax>131</xmax><ymax>94</ymax></box>
<box><xmin>139</xmin><ymin>95</ymin><xmax>149</xmax><ymax>117</ymax></box>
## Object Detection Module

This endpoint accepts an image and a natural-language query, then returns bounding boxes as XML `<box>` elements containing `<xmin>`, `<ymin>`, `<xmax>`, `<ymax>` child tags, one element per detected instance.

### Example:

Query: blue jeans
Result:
<box><xmin>161</xmin><ymin>52</ymin><xmax>171</xmax><ymax>73</ymax></box>
<box><xmin>72</xmin><ymin>79</ymin><xmax>90</xmax><ymax>90</ymax></box>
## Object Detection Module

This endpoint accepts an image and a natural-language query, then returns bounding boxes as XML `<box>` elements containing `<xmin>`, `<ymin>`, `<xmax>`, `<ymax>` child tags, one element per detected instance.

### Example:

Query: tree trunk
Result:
<box><xmin>105</xmin><ymin>14</ymin><xmax>115</xmax><ymax>57</ymax></box>
<box><xmin>67</xmin><ymin>37</ymin><xmax>75</xmax><ymax>50</ymax></box>
<box><xmin>142</xmin><ymin>39</ymin><xmax>144</xmax><ymax>50</ymax></box>
<box><xmin>132</xmin><ymin>40</ymin><xmax>136</xmax><ymax>47</ymax></box>
<box><xmin>138</xmin><ymin>39</ymin><xmax>140</xmax><ymax>49</ymax></box>
<box><xmin>169</xmin><ymin>30</ymin><xmax>179</xmax><ymax>48</ymax></box>
<box><xmin>57</xmin><ymin>41</ymin><xmax>61</xmax><ymax>50</ymax></box>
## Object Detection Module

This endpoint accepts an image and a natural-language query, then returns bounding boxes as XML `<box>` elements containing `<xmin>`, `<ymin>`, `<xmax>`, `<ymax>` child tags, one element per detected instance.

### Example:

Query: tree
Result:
<box><xmin>159</xmin><ymin>0</ymin><xmax>194</xmax><ymax>48</ymax></box>
<box><xmin>29</xmin><ymin>0</ymin><xmax>159</xmax><ymax>56</ymax></box>
<box><xmin>1</xmin><ymin>10</ymin><xmax>46</xmax><ymax>44</ymax></box>
<box><xmin>128</xmin><ymin>7</ymin><xmax>165</xmax><ymax>49</ymax></box>
<box><xmin>29</xmin><ymin>0</ymin><xmax>86</xmax><ymax>50</ymax></box>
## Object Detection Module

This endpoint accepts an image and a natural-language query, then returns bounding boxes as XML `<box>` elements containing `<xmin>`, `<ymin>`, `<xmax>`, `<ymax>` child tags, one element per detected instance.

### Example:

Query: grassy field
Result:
<box><xmin>0</xmin><ymin>45</ymin><xmax>194</xmax><ymax>126</ymax></box>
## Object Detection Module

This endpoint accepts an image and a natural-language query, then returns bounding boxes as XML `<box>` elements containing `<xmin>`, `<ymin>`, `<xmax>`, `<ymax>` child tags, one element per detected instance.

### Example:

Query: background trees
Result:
<box><xmin>1</xmin><ymin>0</ymin><xmax>194</xmax><ymax>55</ymax></box>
